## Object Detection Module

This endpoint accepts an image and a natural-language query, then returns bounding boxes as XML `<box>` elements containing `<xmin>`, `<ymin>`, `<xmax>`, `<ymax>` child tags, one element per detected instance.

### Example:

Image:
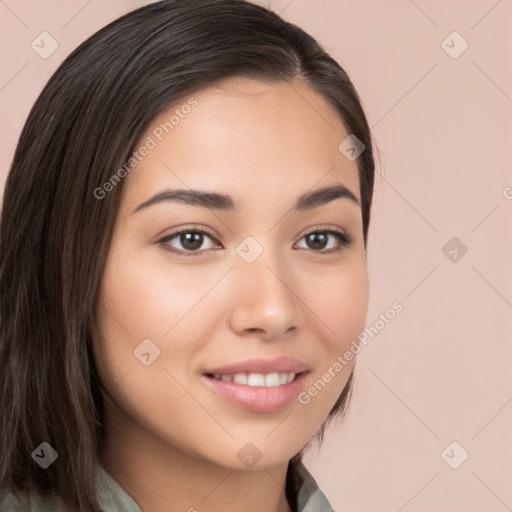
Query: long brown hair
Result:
<box><xmin>0</xmin><ymin>1</ymin><xmax>375</xmax><ymax>510</ymax></box>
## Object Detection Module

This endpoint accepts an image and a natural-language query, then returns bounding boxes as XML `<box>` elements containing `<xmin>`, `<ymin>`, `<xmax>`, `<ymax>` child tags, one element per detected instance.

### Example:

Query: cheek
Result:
<box><xmin>304</xmin><ymin>255</ymin><xmax>369</xmax><ymax>353</ymax></box>
<box><xmin>92</xmin><ymin>247</ymin><xmax>219</xmax><ymax>442</ymax></box>
<box><xmin>293</xmin><ymin>261</ymin><xmax>367</xmax><ymax>428</ymax></box>
<box><xmin>94</xmin><ymin>241</ymin><xmax>228</xmax><ymax>398</ymax></box>
<box><xmin>97</xmin><ymin>247</ymin><xmax>217</xmax><ymax>341</ymax></box>
<box><xmin>294</xmin><ymin>253</ymin><xmax>368</xmax><ymax>413</ymax></box>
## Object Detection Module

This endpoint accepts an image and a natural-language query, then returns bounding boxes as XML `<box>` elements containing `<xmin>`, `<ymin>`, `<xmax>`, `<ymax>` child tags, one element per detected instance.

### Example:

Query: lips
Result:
<box><xmin>201</xmin><ymin>356</ymin><xmax>311</xmax><ymax>413</ymax></box>
<box><xmin>203</xmin><ymin>356</ymin><xmax>310</xmax><ymax>376</ymax></box>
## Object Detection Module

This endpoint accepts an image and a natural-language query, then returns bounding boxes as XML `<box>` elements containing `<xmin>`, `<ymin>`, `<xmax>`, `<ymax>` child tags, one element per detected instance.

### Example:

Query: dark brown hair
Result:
<box><xmin>0</xmin><ymin>1</ymin><xmax>375</xmax><ymax>510</ymax></box>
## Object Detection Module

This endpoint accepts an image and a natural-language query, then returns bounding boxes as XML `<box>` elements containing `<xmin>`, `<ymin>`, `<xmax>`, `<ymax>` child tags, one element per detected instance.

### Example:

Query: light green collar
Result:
<box><xmin>96</xmin><ymin>461</ymin><xmax>337</xmax><ymax>512</ymax></box>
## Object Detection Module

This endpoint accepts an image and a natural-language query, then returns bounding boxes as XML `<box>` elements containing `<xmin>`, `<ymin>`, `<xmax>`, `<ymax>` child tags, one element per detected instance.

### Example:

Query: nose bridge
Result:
<box><xmin>229</xmin><ymin>236</ymin><xmax>301</xmax><ymax>338</ymax></box>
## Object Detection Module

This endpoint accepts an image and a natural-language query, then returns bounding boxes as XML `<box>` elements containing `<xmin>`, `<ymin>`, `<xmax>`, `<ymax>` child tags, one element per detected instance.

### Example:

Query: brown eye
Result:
<box><xmin>158</xmin><ymin>227</ymin><xmax>353</xmax><ymax>257</ymax></box>
<box><xmin>159</xmin><ymin>228</ymin><xmax>220</xmax><ymax>256</ymax></box>
<box><xmin>295</xmin><ymin>229</ymin><xmax>352</xmax><ymax>253</ymax></box>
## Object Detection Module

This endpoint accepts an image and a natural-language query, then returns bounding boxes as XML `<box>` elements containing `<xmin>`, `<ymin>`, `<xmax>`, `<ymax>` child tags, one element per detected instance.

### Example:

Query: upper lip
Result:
<box><xmin>203</xmin><ymin>356</ymin><xmax>310</xmax><ymax>375</ymax></box>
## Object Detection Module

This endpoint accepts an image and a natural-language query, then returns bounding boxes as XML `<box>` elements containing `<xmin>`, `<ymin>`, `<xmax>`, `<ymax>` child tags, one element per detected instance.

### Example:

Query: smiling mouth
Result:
<box><xmin>204</xmin><ymin>371</ymin><xmax>303</xmax><ymax>387</ymax></box>
<box><xmin>202</xmin><ymin>369</ymin><xmax>310</xmax><ymax>413</ymax></box>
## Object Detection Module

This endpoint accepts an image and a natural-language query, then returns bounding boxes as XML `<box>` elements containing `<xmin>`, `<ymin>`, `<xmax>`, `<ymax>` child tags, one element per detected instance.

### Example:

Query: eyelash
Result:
<box><xmin>157</xmin><ymin>226</ymin><xmax>353</xmax><ymax>257</ymax></box>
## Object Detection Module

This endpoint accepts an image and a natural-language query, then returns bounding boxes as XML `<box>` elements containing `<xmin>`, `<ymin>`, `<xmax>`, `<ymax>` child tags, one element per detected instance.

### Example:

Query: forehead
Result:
<box><xmin>121</xmin><ymin>77</ymin><xmax>360</xmax><ymax>212</ymax></box>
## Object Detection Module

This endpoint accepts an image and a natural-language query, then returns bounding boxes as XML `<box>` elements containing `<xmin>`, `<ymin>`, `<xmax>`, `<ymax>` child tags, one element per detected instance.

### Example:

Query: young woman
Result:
<box><xmin>0</xmin><ymin>1</ymin><xmax>376</xmax><ymax>510</ymax></box>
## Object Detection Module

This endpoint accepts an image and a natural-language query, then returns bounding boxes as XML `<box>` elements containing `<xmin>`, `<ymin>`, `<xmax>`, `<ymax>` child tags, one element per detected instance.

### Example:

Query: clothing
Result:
<box><xmin>0</xmin><ymin>461</ymin><xmax>337</xmax><ymax>511</ymax></box>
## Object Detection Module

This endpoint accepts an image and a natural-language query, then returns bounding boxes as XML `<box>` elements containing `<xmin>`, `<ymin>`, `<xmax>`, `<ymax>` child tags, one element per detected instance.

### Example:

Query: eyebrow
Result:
<box><xmin>132</xmin><ymin>183</ymin><xmax>359</xmax><ymax>214</ymax></box>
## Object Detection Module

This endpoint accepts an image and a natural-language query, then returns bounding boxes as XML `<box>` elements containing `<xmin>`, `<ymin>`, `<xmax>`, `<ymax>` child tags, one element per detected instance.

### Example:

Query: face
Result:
<box><xmin>93</xmin><ymin>77</ymin><xmax>369</xmax><ymax>471</ymax></box>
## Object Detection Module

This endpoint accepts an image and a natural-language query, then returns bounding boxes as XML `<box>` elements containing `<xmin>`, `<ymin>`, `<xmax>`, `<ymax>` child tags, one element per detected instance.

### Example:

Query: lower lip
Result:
<box><xmin>202</xmin><ymin>372</ymin><xmax>309</xmax><ymax>413</ymax></box>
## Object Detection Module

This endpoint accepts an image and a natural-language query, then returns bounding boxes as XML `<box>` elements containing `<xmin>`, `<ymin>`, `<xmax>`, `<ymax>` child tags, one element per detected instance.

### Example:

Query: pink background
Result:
<box><xmin>1</xmin><ymin>1</ymin><xmax>511</xmax><ymax>510</ymax></box>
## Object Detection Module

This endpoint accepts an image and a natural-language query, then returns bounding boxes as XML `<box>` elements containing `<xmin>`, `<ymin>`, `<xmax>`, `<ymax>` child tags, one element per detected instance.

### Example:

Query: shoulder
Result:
<box><xmin>0</xmin><ymin>487</ymin><xmax>72</xmax><ymax>512</ymax></box>
<box><xmin>0</xmin><ymin>464</ymin><xmax>142</xmax><ymax>512</ymax></box>
<box><xmin>295</xmin><ymin>461</ymin><xmax>339</xmax><ymax>512</ymax></box>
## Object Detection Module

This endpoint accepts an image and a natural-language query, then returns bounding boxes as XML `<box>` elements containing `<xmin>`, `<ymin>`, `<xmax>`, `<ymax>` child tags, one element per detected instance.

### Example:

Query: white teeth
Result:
<box><xmin>247</xmin><ymin>373</ymin><xmax>265</xmax><ymax>386</ymax></box>
<box><xmin>264</xmin><ymin>372</ymin><xmax>280</xmax><ymax>387</ymax></box>
<box><xmin>211</xmin><ymin>372</ymin><xmax>297</xmax><ymax>387</ymax></box>
<box><xmin>233</xmin><ymin>373</ymin><xmax>248</xmax><ymax>385</ymax></box>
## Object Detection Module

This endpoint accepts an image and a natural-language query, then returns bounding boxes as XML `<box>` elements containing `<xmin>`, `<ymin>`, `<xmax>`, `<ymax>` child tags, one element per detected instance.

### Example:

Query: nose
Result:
<box><xmin>228</xmin><ymin>249</ymin><xmax>302</xmax><ymax>341</ymax></box>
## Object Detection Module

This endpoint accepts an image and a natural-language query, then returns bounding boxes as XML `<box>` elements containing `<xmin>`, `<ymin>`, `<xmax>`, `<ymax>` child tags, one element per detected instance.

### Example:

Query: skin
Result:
<box><xmin>93</xmin><ymin>76</ymin><xmax>369</xmax><ymax>512</ymax></box>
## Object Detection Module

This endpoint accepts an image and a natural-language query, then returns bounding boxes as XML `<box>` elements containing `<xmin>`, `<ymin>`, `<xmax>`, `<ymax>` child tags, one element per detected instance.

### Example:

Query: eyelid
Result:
<box><xmin>157</xmin><ymin>225</ymin><xmax>222</xmax><ymax>255</ymax></box>
<box><xmin>299</xmin><ymin>224</ymin><xmax>351</xmax><ymax>240</ymax></box>
<box><xmin>295</xmin><ymin>225</ymin><xmax>353</xmax><ymax>253</ymax></box>
<box><xmin>158</xmin><ymin>223</ymin><xmax>353</xmax><ymax>256</ymax></box>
